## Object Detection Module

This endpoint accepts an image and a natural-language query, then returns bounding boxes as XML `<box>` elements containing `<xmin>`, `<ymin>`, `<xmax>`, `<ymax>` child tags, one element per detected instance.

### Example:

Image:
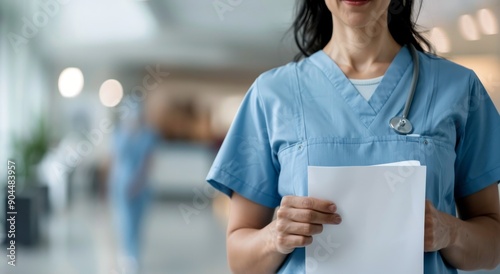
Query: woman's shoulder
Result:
<box><xmin>255</xmin><ymin>61</ymin><xmax>298</xmax><ymax>87</ymax></box>
<box><xmin>420</xmin><ymin>51</ymin><xmax>477</xmax><ymax>80</ymax></box>
<box><xmin>251</xmin><ymin>61</ymin><xmax>301</xmax><ymax>101</ymax></box>
<box><xmin>254</xmin><ymin>55</ymin><xmax>318</xmax><ymax>91</ymax></box>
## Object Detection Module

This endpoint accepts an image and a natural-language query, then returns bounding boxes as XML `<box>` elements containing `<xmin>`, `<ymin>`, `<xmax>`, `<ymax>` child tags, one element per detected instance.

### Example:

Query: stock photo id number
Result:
<box><xmin>6</xmin><ymin>160</ymin><xmax>17</xmax><ymax>267</ymax></box>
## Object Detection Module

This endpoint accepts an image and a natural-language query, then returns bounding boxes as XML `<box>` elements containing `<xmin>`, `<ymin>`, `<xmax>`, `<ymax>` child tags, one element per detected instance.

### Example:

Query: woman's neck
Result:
<box><xmin>323</xmin><ymin>12</ymin><xmax>402</xmax><ymax>79</ymax></box>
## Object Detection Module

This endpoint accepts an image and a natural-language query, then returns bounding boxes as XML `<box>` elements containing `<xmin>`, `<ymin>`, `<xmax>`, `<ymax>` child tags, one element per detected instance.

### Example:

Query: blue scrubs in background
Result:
<box><xmin>109</xmin><ymin>123</ymin><xmax>158</xmax><ymax>266</ymax></box>
<box><xmin>206</xmin><ymin>46</ymin><xmax>500</xmax><ymax>274</ymax></box>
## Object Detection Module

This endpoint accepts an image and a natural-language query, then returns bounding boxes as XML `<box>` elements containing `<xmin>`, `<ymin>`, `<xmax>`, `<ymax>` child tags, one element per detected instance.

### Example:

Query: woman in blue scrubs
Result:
<box><xmin>109</xmin><ymin>108</ymin><xmax>159</xmax><ymax>274</ymax></box>
<box><xmin>206</xmin><ymin>0</ymin><xmax>500</xmax><ymax>273</ymax></box>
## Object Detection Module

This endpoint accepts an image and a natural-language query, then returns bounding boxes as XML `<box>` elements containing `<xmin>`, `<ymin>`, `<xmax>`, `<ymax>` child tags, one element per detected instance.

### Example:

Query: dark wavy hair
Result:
<box><xmin>292</xmin><ymin>0</ymin><xmax>433</xmax><ymax>60</ymax></box>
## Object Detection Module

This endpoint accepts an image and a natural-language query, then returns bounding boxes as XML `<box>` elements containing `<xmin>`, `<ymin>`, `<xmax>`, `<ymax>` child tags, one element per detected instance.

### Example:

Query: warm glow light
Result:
<box><xmin>451</xmin><ymin>55</ymin><xmax>500</xmax><ymax>109</ymax></box>
<box><xmin>220</xmin><ymin>96</ymin><xmax>243</xmax><ymax>129</ymax></box>
<box><xmin>99</xmin><ymin>79</ymin><xmax>123</xmax><ymax>107</ymax></box>
<box><xmin>459</xmin><ymin>14</ymin><xmax>480</xmax><ymax>41</ymax></box>
<box><xmin>477</xmin><ymin>9</ymin><xmax>498</xmax><ymax>35</ymax></box>
<box><xmin>210</xmin><ymin>95</ymin><xmax>244</xmax><ymax>136</ymax></box>
<box><xmin>430</xmin><ymin>27</ymin><xmax>451</xmax><ymax>53</ymax></box>
<box><xmin>58</xmin><ymin>67</ymin><xmax>84</xmax><ymax>98</ymax></box>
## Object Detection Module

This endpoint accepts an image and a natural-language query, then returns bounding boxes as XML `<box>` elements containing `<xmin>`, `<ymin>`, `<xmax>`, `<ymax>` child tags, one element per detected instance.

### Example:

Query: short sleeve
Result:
<box><xmin>454</xmin><ymin>73</ymin><xmax>500</xmax><ymax>198</ymax></box>
<box><xmin>206</xmin><ymin>80</ymin><xmax>281</xmax><ymax>208</ymax></box>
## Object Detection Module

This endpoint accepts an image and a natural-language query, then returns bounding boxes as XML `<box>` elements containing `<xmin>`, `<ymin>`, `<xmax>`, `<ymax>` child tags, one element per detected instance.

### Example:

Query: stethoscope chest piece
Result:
<box><xmin>390</xmin><ymin>116</ymin><xmax>413</xmax><ymax>135</ymax></box>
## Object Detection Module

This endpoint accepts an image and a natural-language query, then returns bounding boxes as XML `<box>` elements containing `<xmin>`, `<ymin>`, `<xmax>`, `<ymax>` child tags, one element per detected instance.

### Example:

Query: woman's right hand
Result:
<box><xmin>273</xmin><ymin>196</ymin><xmax>342</xmax><ymax>254</ymax></box>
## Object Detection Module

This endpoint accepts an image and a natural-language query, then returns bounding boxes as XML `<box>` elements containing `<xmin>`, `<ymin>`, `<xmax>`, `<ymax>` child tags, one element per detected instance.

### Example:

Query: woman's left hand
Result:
<box><xmin>424</xmin><ymin>200</ymin><xmax>457</xmax><ymax>252</ymax></box>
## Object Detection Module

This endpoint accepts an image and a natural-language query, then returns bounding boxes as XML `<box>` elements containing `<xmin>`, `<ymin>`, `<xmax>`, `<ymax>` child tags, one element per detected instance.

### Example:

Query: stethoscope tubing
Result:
<box><xmin>390</xmin><ymin>44</ymin><xmax>419</xmax><ymax>135</ymax></box>
<box><xmin>402</xmin><ymin>44</ymin><xmax>419</xmax><ymax>120</ymax></box>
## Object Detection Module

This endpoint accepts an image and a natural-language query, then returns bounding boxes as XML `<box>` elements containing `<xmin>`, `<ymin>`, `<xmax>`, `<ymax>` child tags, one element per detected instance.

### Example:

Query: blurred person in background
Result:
<box><xmin>107</xmin><ymin>95</ymin><xmax>164</xmax><ymax>274</ymax></box>
<box><xmin>206</xmin><ymin>0</ymin><xmax>500</xmax><ymax>273</ymax></box>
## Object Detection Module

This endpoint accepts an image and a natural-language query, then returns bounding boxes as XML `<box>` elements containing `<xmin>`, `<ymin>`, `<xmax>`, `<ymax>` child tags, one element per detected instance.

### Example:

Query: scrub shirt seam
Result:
<box><xmin>294</xmin><ymin>62</ymin><xmax>309</xmax><ymax>195</ymax></box>
<box><xmin>209</xmin><ymin>166</ymin><xmax>282</xmax><ymax>203</ymax></box>
<box><xmin>462</xmin><ymin>72</ymin><xmax>475</xmax><ymax>138</ymax></box>
<box><xmin>264</xmin><ymin>63</ymin><xmax>305</xmax><ymax>156</ymax></box>
<box><xmin>421</xmin><ymin>53</ymin><xmax>436</xmax><ymax>134</ymax></box>
<box><xmin>295</xmin><ymin>62</ymin><xmax>310</xmax><ymax>166</ymax></box>
<box><xmin>255</xmin><ymin>77</ymin><xmax>281</xmax><ymax>176</ymax></box>
<box><xmin>293</xmin><ymin>63</ymin><xmax>306</xmax><ymax>142</ymax></box>
<box><xmin>454</xmin><ymin>71</ymin><xmax>477</xmax><ymax>169</ymax></box>
<box><xmin>305</xmin><ymin>136</ymin><xmax>420</xmax><ymax>145</ymax></box>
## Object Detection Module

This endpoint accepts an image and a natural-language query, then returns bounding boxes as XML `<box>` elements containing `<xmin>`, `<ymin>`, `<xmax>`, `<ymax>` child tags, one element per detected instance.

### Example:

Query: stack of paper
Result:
<box><xmin>306</xmin><ymin>161</ymin><xmax>426</xmax><ymax>274</ymax></box>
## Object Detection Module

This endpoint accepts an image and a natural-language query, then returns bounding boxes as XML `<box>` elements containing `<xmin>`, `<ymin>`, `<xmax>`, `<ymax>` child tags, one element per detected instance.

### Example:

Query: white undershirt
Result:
<box><xmin>349</xmin><ymin>76</ymin><xmax>384</xmax><ymax>101</ymax></box>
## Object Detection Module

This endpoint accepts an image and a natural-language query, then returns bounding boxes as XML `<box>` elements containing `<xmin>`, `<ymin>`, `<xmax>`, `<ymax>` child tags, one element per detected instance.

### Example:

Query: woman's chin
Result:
<box><xmin>341</xmin><ymin>17</ymin><xmax>378</xmax><ymax>29</ymax></box>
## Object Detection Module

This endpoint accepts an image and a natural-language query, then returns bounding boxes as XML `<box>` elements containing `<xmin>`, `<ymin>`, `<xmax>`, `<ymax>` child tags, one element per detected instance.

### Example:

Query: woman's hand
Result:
<box><xmin>272</xmin><ymin>196</ymin><xmax>341</xmax><ymax>254</ymax></box>
<box><xmin>424</xmin><ymin>200</ymin><xmax>457</xmax><ymax>252</ymax></box>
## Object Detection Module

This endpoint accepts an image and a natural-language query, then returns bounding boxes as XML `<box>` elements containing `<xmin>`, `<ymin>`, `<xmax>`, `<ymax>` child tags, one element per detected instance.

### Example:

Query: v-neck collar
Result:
<box><xmin>308</xmin><ymin>45</ymin><xmax>412</xmax><ymax>129</ymax></box>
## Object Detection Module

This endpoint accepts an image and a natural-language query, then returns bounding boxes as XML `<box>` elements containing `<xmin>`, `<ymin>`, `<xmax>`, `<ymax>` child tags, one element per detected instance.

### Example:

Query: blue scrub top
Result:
<box><xmin>206</xmin><ymin>46</ymin><xmax>500</xmax><ymax>274</ymax></box>
<box><xmin>109</xmin><ymin>124</ymin><xmax>159</xmax><ymax>194</ymax></box>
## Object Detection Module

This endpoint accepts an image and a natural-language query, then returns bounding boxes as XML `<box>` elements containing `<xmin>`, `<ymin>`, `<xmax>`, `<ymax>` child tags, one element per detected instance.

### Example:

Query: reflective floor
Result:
<box><xmin>0</xmin><ymin>193</ymin><xmax>229</xmax><ymax>274</ymax></box>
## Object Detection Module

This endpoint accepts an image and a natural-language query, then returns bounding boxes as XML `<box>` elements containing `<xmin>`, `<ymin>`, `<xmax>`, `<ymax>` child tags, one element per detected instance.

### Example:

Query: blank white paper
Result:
<box><xmin>306</xmin><ymin>162</ymin><xmax>426</xmax><ymax>274</ymax></box>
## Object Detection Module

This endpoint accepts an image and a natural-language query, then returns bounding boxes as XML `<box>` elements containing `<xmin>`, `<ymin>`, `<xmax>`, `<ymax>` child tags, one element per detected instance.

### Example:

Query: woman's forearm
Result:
<box><xmin>440</xmin><ymin>214</ymin><xmax>500</xmax><ymax>270</ymax></box>
<box><xmin>227</xmin><ymin>220</ymin><xmax>288</xmax><ymax>274</ymax></box>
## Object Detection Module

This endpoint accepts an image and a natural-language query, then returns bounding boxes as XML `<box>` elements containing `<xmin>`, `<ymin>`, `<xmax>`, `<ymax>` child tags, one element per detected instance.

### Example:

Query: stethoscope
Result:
<box><xmin>389</xmin><ymin>44</ymin><xmax>419</xmax><ymax>135</ymax></box>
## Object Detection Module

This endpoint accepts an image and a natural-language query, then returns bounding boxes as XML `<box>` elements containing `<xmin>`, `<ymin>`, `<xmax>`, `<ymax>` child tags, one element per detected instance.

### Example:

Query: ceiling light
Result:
<box><xmin>430</xmin><ymin>27</ymin><xmax>451</xmax><ymax>53</ymax></box>
<box><xmin>458</xmin><ymin>14</ymin><xmax>480</xmax><ymax>41</ymax></box>
<box><xmin>477</xmin><ymin>9</ymin><xmax>498</xmax><ymax>35</ymax></box>
<box><xmin>58</xmin><ymin>67</ymin><xmax>84</xmax><ymax>98</ymax></box>
<box><xmin>99</xmin><ymin>79</ymin><xmax>123</xmax><ymax>107</ymax></box>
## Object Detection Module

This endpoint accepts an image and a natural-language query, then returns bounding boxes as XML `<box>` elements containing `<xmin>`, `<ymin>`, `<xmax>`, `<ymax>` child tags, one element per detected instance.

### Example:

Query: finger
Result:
<box><xmin>276</xmin><ymin>234</ymin><xmax>313</xmax><ymax>251</ymax></box>
<box><xmin>425</xmin><ymin>200</ymin><xmax>435</xmax><ymax>213</ymax></box>
<box><xmin>281</xmin><ymin>196</ymin><xmax>337</xmax><ymax>213</ymax></box>
<box><xmin>424</xmin><ymin>217</ymin><xmax>438</xmax><ymax>252</ymax></box>
<box><xmin>278</xmin><ymin>207</ymin><xmax>341</xmax><ymax>224</ymax></box>
<box><xmin>276</xmin><ymin>221</ymin><xmax>324</xmax><ymax>236</ymax></box>
<box><xmin>424</xmin><ymin>233</ymin><xmax>437</xmax><ymax>252</ymax></box>
<box><xmin>424</xmin><ymin>241</ymin><xmax>435</xmax><ymax>252</ymax></box>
